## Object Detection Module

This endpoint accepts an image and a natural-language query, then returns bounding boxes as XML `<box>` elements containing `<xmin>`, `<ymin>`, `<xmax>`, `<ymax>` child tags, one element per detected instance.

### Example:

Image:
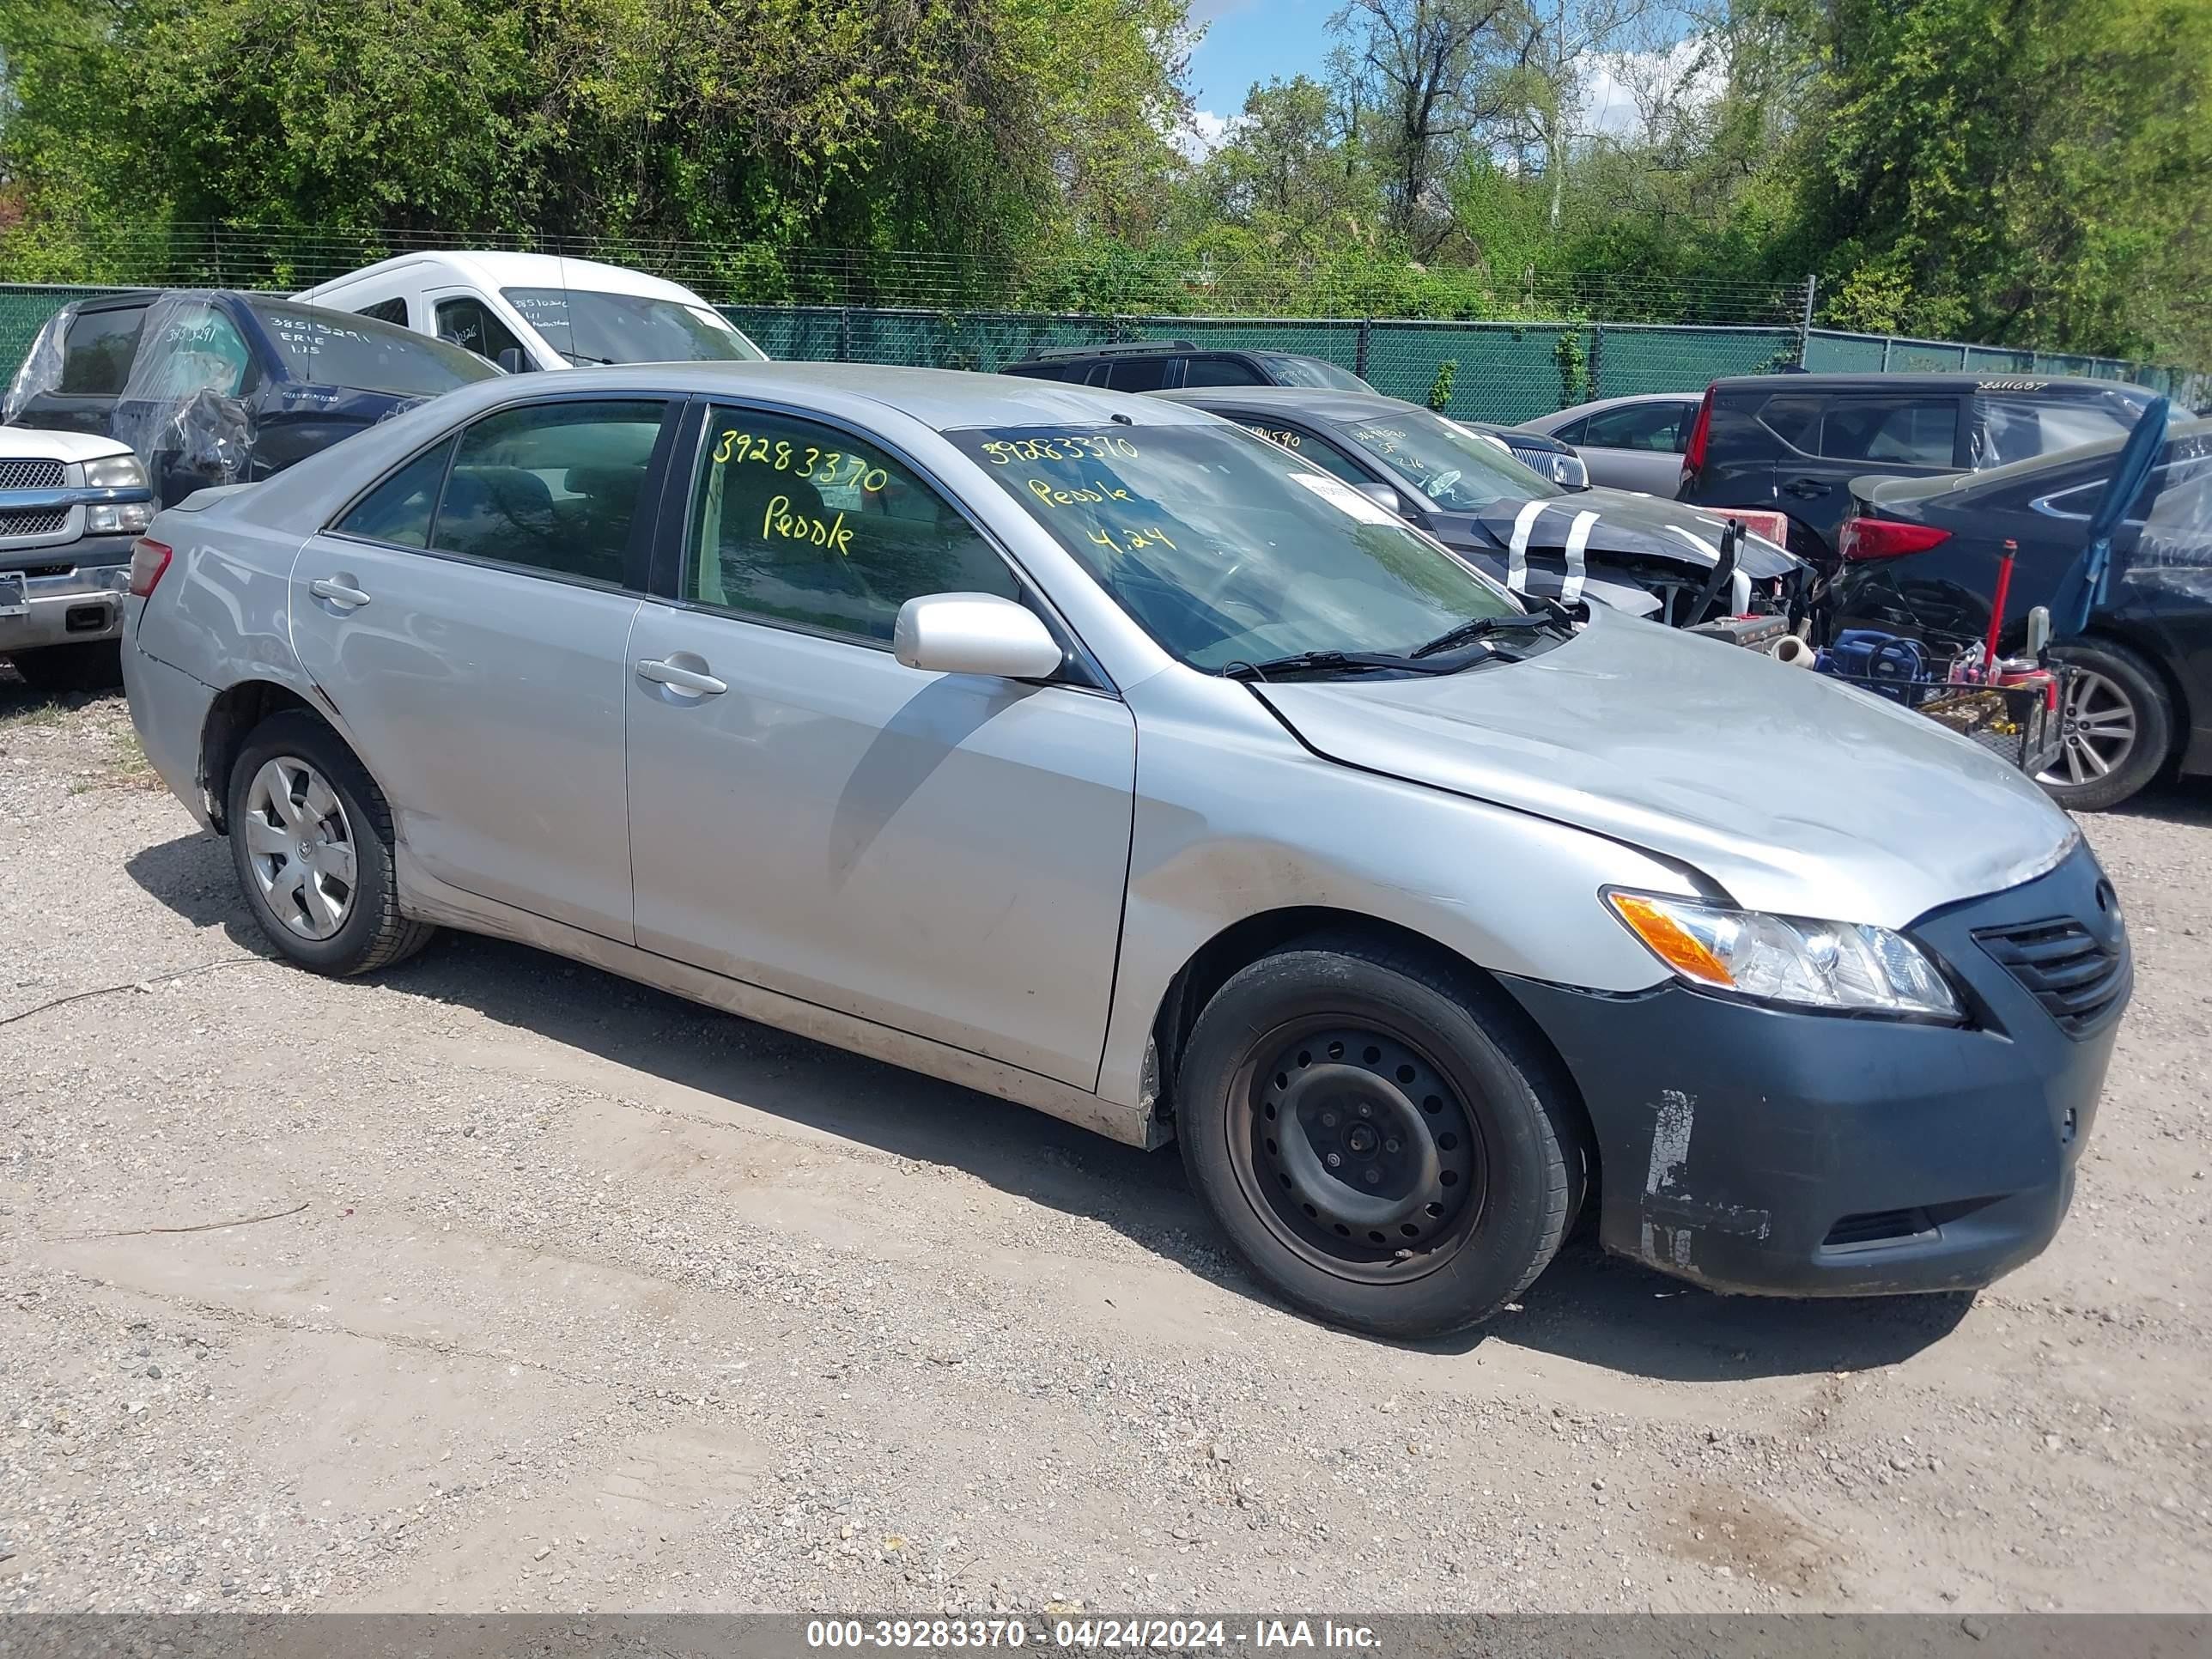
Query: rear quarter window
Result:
<box><xmin>58</xmin><ymin>307</ymin><xmax>150</xmax><ymax>396</ymax></box>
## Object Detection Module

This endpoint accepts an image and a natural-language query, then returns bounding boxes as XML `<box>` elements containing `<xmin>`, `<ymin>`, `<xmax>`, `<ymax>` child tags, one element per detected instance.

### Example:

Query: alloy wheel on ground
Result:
<box><xmin>2039</xmin><ymin>667</ymin><xmax>2139</xmax><ymax>789</ymax></box>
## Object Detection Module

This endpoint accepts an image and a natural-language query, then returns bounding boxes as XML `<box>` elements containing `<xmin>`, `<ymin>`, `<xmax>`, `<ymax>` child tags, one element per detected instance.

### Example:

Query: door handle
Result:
<box><xmin>308</xmin><ymin>576</ymin><xmax>373</xmax><ymax>609</ymax></box>
<box><xmin>635</xmin><ymin>656</ymin><xmax>728</xmax><ymax>697</ymax></box>
<box><xmin>1782</xmin><ymin>478</ymin><xmax>1830</xmax><ymax>499</ymax></box>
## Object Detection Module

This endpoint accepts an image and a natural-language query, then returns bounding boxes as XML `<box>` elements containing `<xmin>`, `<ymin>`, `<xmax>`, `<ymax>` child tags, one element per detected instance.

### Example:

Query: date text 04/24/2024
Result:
<box><xmin>805</xmin><ymin>1619</ymin><xmax>1381</xmax><ymax>1650</ymax></box>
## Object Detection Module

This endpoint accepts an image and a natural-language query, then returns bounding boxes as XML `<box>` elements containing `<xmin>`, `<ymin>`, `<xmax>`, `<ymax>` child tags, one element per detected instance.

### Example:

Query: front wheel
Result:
<box><xmin>1175</xmin><ymin>939</ymin><xmax>1583</xmax><ymax>1339</ymax></box>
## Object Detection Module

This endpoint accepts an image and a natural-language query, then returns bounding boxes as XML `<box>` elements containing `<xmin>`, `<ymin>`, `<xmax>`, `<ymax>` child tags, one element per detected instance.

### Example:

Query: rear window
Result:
<box><xmin>248</xmin><ymin>303</ymin><xmax>501</xmax><ymax>396</ymax></box>
<box><xmin>1978</xmin><ymin>397</ymin><xmax>2141</xmax><ymax>467</ymax></box>
<box><xmin>1258</xmin><ymin>355</ymin><xmax>1369</xmax><ymax>392</ymax></box>
<box><xmin>59</xmin><ymin>306</ymin><xmax>150</xmax><ymax>396</ymax></box>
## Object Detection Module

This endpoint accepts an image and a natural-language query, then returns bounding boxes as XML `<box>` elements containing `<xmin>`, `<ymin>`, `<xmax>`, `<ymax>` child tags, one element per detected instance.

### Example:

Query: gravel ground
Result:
<box><xmin>3</xmin><ymin>672</ymin><xmax>2209</xmax><ymax>1616</ymax></box>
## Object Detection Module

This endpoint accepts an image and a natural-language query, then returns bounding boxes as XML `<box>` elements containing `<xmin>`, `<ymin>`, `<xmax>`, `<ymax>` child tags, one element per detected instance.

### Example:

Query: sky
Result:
<box><xmin>1182</xmin><ymin>0</ymin><xmax>1698</xmax><ymax>155</ymax></box>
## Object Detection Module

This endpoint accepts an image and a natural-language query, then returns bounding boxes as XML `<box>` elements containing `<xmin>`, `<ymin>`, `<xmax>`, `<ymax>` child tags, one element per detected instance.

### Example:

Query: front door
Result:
<box><xmin>623</xmin><ymin>402</ymin><xmax>1137</xmax><ymax>1089</ymax></box>
<box><xmin>289</xmin><ymin>395</ymin><xmax>676</xmax><ymax>940</ymax></box>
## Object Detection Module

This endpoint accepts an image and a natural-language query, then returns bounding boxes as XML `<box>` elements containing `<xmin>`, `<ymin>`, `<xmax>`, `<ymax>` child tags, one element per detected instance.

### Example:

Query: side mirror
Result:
<box><xmin>495</xmin><ymin>347</ymin><xmax>525</xmax><ymax>374</ymax></box>
<box><xmin>894</xmin><ymin>592</ymin><xmax>1064</xmax><ymax>680</ymax></box>
<box><xmin>1354</xmin><ymin>481</ymin><xmax>1404</xmax><ymax>515</ymax></box>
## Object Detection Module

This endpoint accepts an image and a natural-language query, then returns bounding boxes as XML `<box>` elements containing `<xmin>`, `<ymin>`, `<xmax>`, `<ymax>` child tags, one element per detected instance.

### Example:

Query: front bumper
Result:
<box><xmin>0</xmin><ymin>536</ymin><xmax>137</xmax><ymax>653</ymax></box>
<box><xmin>1502</xmin><ymin>839</ymin><xmax>2127</xmax><ymax>1296</ymax></box>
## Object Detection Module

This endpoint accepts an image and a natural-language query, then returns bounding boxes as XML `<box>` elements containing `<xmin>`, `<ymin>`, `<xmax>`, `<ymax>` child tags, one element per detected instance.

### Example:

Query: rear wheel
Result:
<box><xmin>8</xmin><ymin>641</ymin><xmax>122</xmax><ymax>692</ymax></box>
<box><xmin>1175</xmin><ymin>939</ymin><xmax>1583</xmax><ymax>1339</ymax></box>
<box><xmin>226</xmin><ymin>710</ymin><xmax>434</xmax><ymax>975</ymax></box>
<box><xmin>2039</xmin><ymin>639</ymin><xmax>2172</xmax><ymax>811</ymax></box>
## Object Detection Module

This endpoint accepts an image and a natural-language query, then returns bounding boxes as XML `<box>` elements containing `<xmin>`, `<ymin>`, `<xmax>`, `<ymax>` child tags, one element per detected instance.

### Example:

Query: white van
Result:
<box><xmin>295</xmin><ymin>252</ymin><xmax>767</xmax><ymax>373</ymax></box>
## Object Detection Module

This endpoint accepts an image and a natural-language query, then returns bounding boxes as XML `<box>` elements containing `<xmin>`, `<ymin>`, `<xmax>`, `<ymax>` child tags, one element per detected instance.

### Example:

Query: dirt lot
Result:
<box><xmin>3</xmin><ymin>672</ymin><xmax>2209</xmax><ymax>1617</ymax></box>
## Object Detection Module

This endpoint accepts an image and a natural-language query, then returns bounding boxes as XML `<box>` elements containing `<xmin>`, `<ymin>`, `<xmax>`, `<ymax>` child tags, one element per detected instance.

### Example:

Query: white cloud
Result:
<box><xmin>1176</xmin><ymin>108</ymin><xmax>1241</xmax><ymax>161</ymax></box>
<box><xmin>1580</xmin><ymin>37</ymin><xmax>1727</xmax><ymax>138</ymax></box>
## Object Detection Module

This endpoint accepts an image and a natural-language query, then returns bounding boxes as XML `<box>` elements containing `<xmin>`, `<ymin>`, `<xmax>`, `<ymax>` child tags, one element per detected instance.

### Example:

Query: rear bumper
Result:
<box><xmin>0</xmin><ymin>538</ymin><xmax>135</xmax><ymax>653</ymax></box>
<box><xmin>122</xmin><ymin>642</ymin><xmax>219</xmax><ymax>830</ymax></box>
<box><xmin>1501</xmin><ymin>840</ymin><xmax>2127</xmax><ymax>1296</ymax></box>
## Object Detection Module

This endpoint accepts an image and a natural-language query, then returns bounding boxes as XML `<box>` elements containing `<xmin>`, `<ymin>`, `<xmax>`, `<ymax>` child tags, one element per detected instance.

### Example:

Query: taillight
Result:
<box><xmin>1679</xmin><ymin>386</ymin><xmax>1715</xmax><ymax>491</ymax></box>
<box><xmin>127</xmin><ymin>538</ymin><xmax>173</xmax><ymax>597</ymax></box>
<box><xmin>1838</xmin><ymin>517</ymin><xmax>1952</xmax><ymax>562</ymax></box>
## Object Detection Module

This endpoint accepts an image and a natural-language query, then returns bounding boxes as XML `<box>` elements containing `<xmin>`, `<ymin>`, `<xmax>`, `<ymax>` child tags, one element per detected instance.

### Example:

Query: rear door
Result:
<box><xmin>1569</xmin><ymin>398</ymin><xmax>1695</xmax><ymax>493</ymax></box>
<box><xmin>1782</xmin><ymin>389</ymin><xmax>1965</xmax><ymax>553</ymax></box>
<box><xmin>289</xmin><ymin>394</ymin><xmax>678</xmax><ymax>940</ymax></box>
<box><xmin>622</xmin><ymin>399</ymin><xmax>1138</xmax><ymax>1087</ymax></box>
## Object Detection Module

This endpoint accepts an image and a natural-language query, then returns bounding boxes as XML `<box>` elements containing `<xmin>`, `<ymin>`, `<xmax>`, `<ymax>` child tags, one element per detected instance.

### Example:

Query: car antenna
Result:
<box><xmin>1111</xmin><ymin>412</ymin><xmax>1136</xmax><ymax>425</ymax></box>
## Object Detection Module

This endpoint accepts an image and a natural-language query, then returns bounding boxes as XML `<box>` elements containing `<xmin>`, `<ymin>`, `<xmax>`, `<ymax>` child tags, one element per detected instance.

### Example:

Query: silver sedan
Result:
<box><xmin>121</xmin><ymin>364</ymin><xmax>2124</xmax><ymax>1337</ymax></box>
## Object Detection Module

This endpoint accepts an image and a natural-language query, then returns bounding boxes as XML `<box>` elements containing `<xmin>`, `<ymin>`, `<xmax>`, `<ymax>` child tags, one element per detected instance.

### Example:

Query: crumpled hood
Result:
<box><xmin>1439</xmin><ymin>487</ymin><xmax>1802</xmax><ymax>580</ymax></box>
<box><xmin>1255</xmin><ymin>605</ymin><xmax>2077</xmax><ymax>930</ymax></box>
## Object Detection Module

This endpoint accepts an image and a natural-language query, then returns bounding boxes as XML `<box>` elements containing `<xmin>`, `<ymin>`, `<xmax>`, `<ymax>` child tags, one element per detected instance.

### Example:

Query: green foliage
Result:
<box><xmin>1426</xmin><ymin>358</ymin><xmax>1458</xmax><ymax>410</ymax></box>
<box><xmin>1553</xmin><ymin>328</ymin><xmax>1587</xmax><ymax>406</ymax></box>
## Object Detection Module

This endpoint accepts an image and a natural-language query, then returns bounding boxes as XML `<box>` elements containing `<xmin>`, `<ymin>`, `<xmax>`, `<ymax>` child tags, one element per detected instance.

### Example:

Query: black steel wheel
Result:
<box><xmin>1176</xmin><ymin>937</ymin><xmax>1585</xmax><ymax>1339</ymax></box>
<box><xmin>1241</xmin><ymin>1023</ymin><xmax>1485</xmax><ymax>1279</ymax></box>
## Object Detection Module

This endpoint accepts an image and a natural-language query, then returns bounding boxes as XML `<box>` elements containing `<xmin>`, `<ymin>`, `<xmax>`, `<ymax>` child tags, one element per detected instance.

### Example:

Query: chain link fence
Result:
<box><xmin>3</xmin><ymin>284</ymin><xmax>2203</xmax><ymax>426</ymax></box>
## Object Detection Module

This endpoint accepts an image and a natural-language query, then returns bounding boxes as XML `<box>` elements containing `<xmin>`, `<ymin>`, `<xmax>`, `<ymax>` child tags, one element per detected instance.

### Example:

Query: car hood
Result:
<box><xmin>0</xmin><ymin>427</ymin><xmax>135</xmax><ymax>465</ymax></box>
<box><xmin>1437</xmin><ymin>487</ymin><xmax>1802</xmax><ymax>580</ymax></box>
<box><xmin>1254</xmin><ymin>605</ymin><xmax>2076</xmax><ymax>929</ymax></box>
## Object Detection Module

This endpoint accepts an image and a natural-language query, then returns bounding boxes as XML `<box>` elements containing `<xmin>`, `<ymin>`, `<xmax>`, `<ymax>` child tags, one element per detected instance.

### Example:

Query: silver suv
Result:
<box><xmin>121</xmin><ymin>364</ymin><xmax>2125</xmax><ymax>1336</ymax></box>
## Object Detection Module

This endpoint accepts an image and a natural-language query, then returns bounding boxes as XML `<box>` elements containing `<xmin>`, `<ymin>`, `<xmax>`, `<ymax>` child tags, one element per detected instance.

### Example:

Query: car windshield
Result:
<box><xmin>948</xmin><ymin>422</ymin><xmax>1528</xmax><ymax>672</ymax></box>
<box><xmin>246</xmin><ymin>302</ymin><xmax>501</xmax><ymax>396</ymax></box>
<box><xmin>501</xmin><ymin>288</ymin><xmax>764</xmax><ymax>365</ymax></box>
<box><xmin>1261</xmin><ymin>355</ymin><xmax>1370</xmax><ymax>392</ymax></box>
<box><xmin>1328</xmin><ymin>406</ymin><xmax>1559</xmax><ymax>510</ymax></box>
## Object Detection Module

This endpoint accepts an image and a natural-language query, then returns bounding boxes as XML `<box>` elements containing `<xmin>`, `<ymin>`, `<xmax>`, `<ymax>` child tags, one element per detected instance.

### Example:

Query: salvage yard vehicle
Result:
<box><xmin>6</xmin><ymin>290</ymin><xmax>501</xmax><ymax>509</ymax></box>
<box><xmin>0</xmin><ymin>427</ymin><xmax>155</xmax><ymax>689</ymax></box>
<box><xmin>1000</xmin><ymin>342</ymin><xmax>1589</xmax><ymax>486</ymax></box>
<box><xmin>1677</xmin><ymin>372</ymin><xmax>2160</xmax><ymax>567</ymax></box>
<box><xmin>1161</xmin><ymin>384</ymin><xmax>1808</xmax><ymax>629</ymax></box>
<box><xmin>1834</xmin><ymin>416</ymin><xmax>2212</xmax><ymax>811</ymax></box>
<box><xmin>1520</xmin><ymin>392</ymin><xmax>1701</xmax><ymax>494</ymax></box>
<box><xmin>295</xmin><ymin>251</ymin><xmax>768</xmax><ymax>372</ymax></box>
<box><xmin>121</xmin><ymin>366</ymin><xmax>2126</xmax><ymax>1337</ymax></box>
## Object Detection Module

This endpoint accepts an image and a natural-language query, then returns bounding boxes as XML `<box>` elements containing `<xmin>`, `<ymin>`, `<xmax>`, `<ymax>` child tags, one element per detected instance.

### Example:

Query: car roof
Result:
<box><xmin>1535</xmin><ymin>392</ymin><xmax>1699</xmax><ymax>422</ymax></box>
<box><xmin>416</xmin><ymin>362</ymin><xmax>1236</xmax><ymax>431</ymax></box>
<box><xmin>297</xmin><ymin>251</ymin><xmax>714</xmax><ymax>307</ymax></box>
<box><xmin>1152</xmin><ymin>385</ymin><xmax>1421</xmax><ymax>422</ymax></box>
<box><xmin>1710</xmin><ymin>371</ymin><xmax>2158</xmax><ymax>398</ymax></box>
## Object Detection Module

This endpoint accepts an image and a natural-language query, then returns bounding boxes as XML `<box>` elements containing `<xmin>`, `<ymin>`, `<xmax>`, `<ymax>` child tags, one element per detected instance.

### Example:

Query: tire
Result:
<box><xmin>225</xmin><ymin>709</ymin><xmax>434</xmax><ymax>975</ymax></box>
<box><xmin>9</xmin><ymin>641</ymin><xmax>123</xmax><ymax>692</ymax></box>
<box><xmin>2039</xmin><ymin>639</ymin><xmax>2172</xmax><ymax>811</ymax></box>
<box><xmin>1176</xmin><ymin>938</ymin><xmax>1584</xmax><ymax>1340</ymax></box>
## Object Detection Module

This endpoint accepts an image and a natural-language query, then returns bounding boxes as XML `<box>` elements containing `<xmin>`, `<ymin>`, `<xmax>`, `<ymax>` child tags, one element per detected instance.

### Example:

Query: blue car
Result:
<box><xmin>6</xmin><ymin>289</ymin><xmax>502</xmax><ymax>509</ymax></box>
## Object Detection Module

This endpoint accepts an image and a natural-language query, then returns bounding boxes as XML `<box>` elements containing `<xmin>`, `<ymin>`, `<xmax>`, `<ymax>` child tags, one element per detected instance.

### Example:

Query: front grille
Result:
<box><xmin>0</xmin><ymin>505</ymin><xmax>70</xmax><ymax>538</ymax></box>
<box><xmin>0</xmin><ymin>459</ymin><xmax>66</xmax><ymax>490</ymax></box>
<box><xmin>1974</xmin><ymin>916</ymin><xmax>2129</xmax><ymax>1036</ymax></box>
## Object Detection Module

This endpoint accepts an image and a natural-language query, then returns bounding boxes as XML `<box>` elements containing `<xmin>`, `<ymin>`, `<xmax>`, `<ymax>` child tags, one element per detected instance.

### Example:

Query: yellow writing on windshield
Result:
<box><xmin>1085</xmin><ymin>525</ymin><xmax>1179</xmax><ymax>555</ymax></box>
<box><xmin>715</xmin><ymin>429</ymin><xmax>887</xmax><ymax>490</ymax></box>
<box><xmin>982</xmin><ymin>434</ymin><xmax>1141</xmax><ymax>465</ymax></box>
<box><xmin>763</xmin><ymin>494</ymin><xmax>853</xmax><ymax>556</ymax></box>
<box><xmin>1026</xmin><ymin>477</ymin><xmax>1134</xmax><ymax>508</ymax></box>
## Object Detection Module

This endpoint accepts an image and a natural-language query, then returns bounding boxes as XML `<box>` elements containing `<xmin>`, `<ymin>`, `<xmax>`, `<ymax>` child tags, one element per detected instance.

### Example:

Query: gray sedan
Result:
<box><xmin>1520</xmin><ymin>392</ymin><xmax>1703</xmax><ymax>494</ymax></box>
<box><xmin>121</xmin><ymin>364</ymin><xmax>2124</xmax><ymax>1337</ymax></box>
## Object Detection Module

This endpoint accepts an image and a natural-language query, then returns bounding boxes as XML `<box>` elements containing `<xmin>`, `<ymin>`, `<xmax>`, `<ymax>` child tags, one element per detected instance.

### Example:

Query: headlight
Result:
<box><xmin>82</xmin><ymin>454</ymin><xmax>148</xmax><ymax>491</ymax></box>
<box><xmin>88</xmin><ymin>501</ymin><xmax>154</xmax><ymax>533</ymax></box>
<box><xmin>1606</xmin><ymin>890</ymin><xmax>1962</xmax><ymax>1021</ymax></box>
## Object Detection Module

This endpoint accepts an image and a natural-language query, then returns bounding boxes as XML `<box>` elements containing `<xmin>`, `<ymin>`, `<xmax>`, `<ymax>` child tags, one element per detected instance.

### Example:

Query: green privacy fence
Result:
<box><xmin>4</xmin><ymin>284</ymin><xmax>2203</xmax><ymax>425</ymax></box>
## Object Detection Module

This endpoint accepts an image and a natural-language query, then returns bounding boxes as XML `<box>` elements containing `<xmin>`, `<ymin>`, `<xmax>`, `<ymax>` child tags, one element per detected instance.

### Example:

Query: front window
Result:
<box><xmin>248</xmin><ymin>302</ymin><xmax>501</xmax><ymax>396</ymax></box>
<box><xmin>500</xmin><ymin>288</ymin><xmax>765</xmax><ymax>366</ymax></box>
<box><xmin>1260</xmin><ymin>355</ymin><xmax>1369</xmax><ymax>392</ymax></box>
<box><xmin>1330</xmin><ymin>407</ymin><xmax>1559</xmax><ymax>511</ymax></box>
<box><xmin>948</xmin><ymin>422</ymin><xmax>1524</xmax><ymax>672</ymax></box>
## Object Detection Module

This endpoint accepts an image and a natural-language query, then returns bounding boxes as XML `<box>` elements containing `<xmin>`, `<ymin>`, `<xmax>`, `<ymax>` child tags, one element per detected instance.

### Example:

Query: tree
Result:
<box><xmin>1327</xmin><ymin>0</ymin><xmax>1533</xmax><ymax>253</ymax></box>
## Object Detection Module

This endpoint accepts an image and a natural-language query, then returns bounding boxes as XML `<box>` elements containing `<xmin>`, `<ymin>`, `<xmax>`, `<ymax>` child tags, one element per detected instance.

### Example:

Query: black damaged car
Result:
<box><xmin>1158</xmin><ymin>385</ymin><xmax>1808</xmax><ymax>630</ymax></box>
<box><xmin>5</xmin><ymin>289</ymin><xmax>502</xmax><ymax>507</ymax></box>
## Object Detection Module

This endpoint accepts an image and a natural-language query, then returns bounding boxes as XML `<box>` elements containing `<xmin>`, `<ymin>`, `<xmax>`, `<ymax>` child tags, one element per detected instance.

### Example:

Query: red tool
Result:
<box><xmin>1984</xmin><ymin>540</ymin><xmax>2017</xmax><ymax>674</ymax></box>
